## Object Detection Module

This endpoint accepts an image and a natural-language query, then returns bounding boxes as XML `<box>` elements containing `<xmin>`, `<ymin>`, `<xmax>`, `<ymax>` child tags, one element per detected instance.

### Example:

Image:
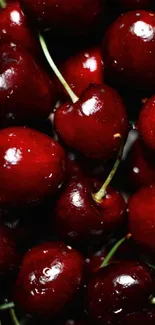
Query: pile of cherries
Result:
<box><xmin>1</xmin><ymin>0</ymin><xmax>155</xmax><ymax>324</ymax></box>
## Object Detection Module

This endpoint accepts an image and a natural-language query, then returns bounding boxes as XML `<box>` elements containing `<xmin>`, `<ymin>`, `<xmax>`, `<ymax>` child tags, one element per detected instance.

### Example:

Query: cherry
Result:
<box><xmin>126</xmin><ymin>138</ymin><xmax>155</xmax><ymax>190</ymax></box>
<box><xmin>0</xmin><ymin>43</ymin><xmax>56</xmax><ymax>126</ymax></box>
<box><xmin>20</xmin><ymin>0</ymin><xmax>103</xmax><ymax>35</ymax></box>
<box><xmin>13</xmin><ymin>242</ymin><xmax>84</xmax><ymax>317</ymax></box>
<box><xmin>138</xmin><ymin>95</ymin><xmax>155</xmax><ymax>151</ymax></box>
<box><xmin>54</xmin><ymin>176</ymin><xmax>126</xmax><ymax>246</ymax></box>
<box><xmin>128</xmin><ymin>185</ymin><xmax>155</xmax><ymax>257</ymax></box>
<box><xmin>123</xmin><ymin>309</ymin><xmax>155</xmax><ymax>324</ymax></box>
<box><xmin>102</xmin><ymin>10</ymin><xmax>155</xmax><ymax>90</ymax></box>
<box><xmin>0</xmin><ymin>126</ymin><xmax>66</xmax><ymax>207</ymax></box>
<box><xmin>56</xmin><ymin>47</ymin><xmax>104</xmax><ymax>98</ymax></box>
<box><xmin>85</xmin><ymin>245</ymin><xmax>109</xmax><ymax>275</ymax></box>
<box><xmin>86</xmin><ymin>260</ymin><xmax>153</xmax><ymax>324</ymax></box>
<box><xmin>0</xmin><ymin>2</ymin><xmax>39</xmax><ymax>54</ymax></box>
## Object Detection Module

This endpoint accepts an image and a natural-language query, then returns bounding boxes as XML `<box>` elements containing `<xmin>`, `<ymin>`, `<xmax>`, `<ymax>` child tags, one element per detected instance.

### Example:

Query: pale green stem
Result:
<box><xmin>0</xmin><ymin>302</ymin><xmax>15</xmax><ymax>311</ymax></box>
<box><xmin>10</xmin><ymin>309</ymin><xmax>20</xmax><ymax>325</ymax></box>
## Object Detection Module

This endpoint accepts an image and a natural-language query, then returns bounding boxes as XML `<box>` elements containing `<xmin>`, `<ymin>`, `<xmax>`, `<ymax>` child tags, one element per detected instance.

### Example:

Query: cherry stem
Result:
<box><xmin>0</xmin><ymin>302</ymin><xmax>15</xmax><ymax>311</ymax></box>
<box><xmin>10</xmin><ymin>309</ymin><xmax>20</xmax><ymax>325</ymax></box>
<box><xmin>0</xmin><ymin>0</ymin><xmax>6</xmax><ymax>8</ymax></box>
<box><xmin>92</xmin><ymin>133</ymin><xmax>123</xmax><ymax>203</ymax></box>
<box><xmin>38</xmin><ymin>33</ymin><xmax>79</xmax><ymax>104</ymax></box>
<box><xmin>100</xmin><ymin>233</ymin><xmax>132</xmax><ymax>268</ymax></box>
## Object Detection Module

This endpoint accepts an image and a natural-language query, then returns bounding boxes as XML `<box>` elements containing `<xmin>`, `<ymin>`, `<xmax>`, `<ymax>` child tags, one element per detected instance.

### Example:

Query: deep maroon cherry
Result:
<box><xmin>54</xmin><ymin>84</ymin><xmax>128</xmax><ymax>160</ymax></box>
<box><xmin>86</xmin><ymin>261</ymin><xmax>152</xmax><ymax>324</ymax></box>
<box><xmin>123</xmin><ymin>309</ymin><xmax>155</xmax><ymax>325</ymax></box>
<box><xmin>138</xmin><ymin>95</ymin><xmax>155</xmax><ymax>151</ymax></box>
<box><xmin>129</xmin><ymin>185</ymin><xmax>155</xmax><ymax>256</ymax></box>
<box><xmin>56</xmin><ymin>47</ymin><xmax>104</xmax><ymax>98</ymax></box>
<box><xmin>102</xmin><ymin>10</ymin><xmax>155</xmax><ymax>90</ymax></box>
<box><xmin>0</xmin><ymin>127</ymin><xmax>66</xmax><ymax>207</ymax></box>
<box><xmin>54</xmin><ymin>176</ymin><xmax>126</xmax><ymax>246</ymax></box>
<box><xmin>126</xmin><ymin>138</ymin><xmax>155</xmax><ymax>190</ymax></box>
<box><xmin>0</xmin><ymin>43</ymin><xmax>56</xmax><ymax>126</ymax></box>
<box><xmin>0</xmin><ymin>2</ymin><xmax>39</xmax><ymax>54</ymax></box>
<box><xmin>85</xmin><ymin>245</ymin><xmax>108</xmax><ymax>275</ymax></box>
<box><xmin>13</xmin><ymin>242</ymin><xmax>84</xmax><ymax>316</ymax></box>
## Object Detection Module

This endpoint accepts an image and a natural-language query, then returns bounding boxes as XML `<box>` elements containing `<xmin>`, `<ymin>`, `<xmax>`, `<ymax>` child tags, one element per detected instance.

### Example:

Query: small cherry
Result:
<box><xmin>102</xmin><ymin>10</ymin><xmax>155</xmax><ymax>90</ymax></box>
<box><xmin>0</xmin><ymin>126</ymin><xmax>66</xmax><ymax>207</ymax></box>
<box><xmin>85</xmin><ymin>245</ymin><xmax>109</xmax><ymax>275</ymax></box>
<box><xmin>13</xmin><ymin>242</ymin><xmax>84</xmax><ymax>317</ymax></box>
<box><xmin>138</xmin><ymin>94</ymin><xmax>155</xmax><ymax>151</ymax></box>
<box><xmin>0</xmin><ymin>1</ymin><xmax>39</xmax><ymax>55</ymax></box>
<box><xmin>56</xmin><ymin>47</ymin><xmax>104</xmax><ymax>98</ymax></box>
<box><xmin>39</xmin><ymin>34</ymin><xmax>128</xmax><ymax>160</ymax></box>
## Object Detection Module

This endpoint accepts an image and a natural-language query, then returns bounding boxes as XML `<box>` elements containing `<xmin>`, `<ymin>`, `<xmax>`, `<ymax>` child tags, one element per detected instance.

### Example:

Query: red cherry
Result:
<box><xmin>13</xmin><ymin>242</ymin><xmax>84</xmax><ymax>316</ymax></box>
<box><xmin>56</xmin><ymin>47</ymin><xmax>104</xmax><ymax>98</ymax></box>
<box><xmin>85</xmin><ymin>245</ymin><xmax>108</xmax><ymax>275</ymax></box>
<box><xmin>0</xmin><ymin>127</ymin><xmax>66</xmax><ymax>207</ymax></box>
<box><xmin>54</xmin><ymin>176</ymin><xmax>126</xmax><ymax>246</ymax></box>
<box><xmin>86</xmin><ymin>261</ymin><xmax>152</xmax><ymax>324</ymax></box>
<box><xmin>0</xmin><ymin>2</ymin><xmax>39</xmax><ymax>54</ymax></box>
<box><xmin>20</xmin><ymin>0</ymin><xmax>103</xmax><ymax>34</ymax></box>
<box><xmin>0</xmin><ymin>43</ymin><xmax>56</xmax><ymax>126</ymax></box>
<box><xmin>102</xmin><ymin>10</ymin><xmax>155</xmax><ymax>90</ymax></box>
<box><xmin>54</xmin><ymin>84</ymin><xmax>128</xmax><ymax>160</ymax></box>
<box><xmin>126</xmin><ymin>138</ymin><xmax>155</xmax><ymax>190</ymax></box>
<box><xmin>129</xmin><ymin>185</ymin><xmax>155</xmax><ymax>257</ymax></box>
<box><xmin>138</xmin><ymin>95</ymin><xmax>155</xmax><ymax>151</ymax></box>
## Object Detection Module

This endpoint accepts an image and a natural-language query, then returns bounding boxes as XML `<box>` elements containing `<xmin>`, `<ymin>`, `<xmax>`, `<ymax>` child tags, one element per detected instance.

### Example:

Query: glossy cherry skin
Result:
<box><xmin>86</xmin><ymin>261</ymin><xmax>152</xmax><ymax>324</ymax></box>
<box><xmin>0</xmin><ymin>226</ymin><xmax>20</xmax><ymax>277</ymax></box>
<box><xmin>20</xmin><ymin>0</ymin><xmax>103</xmax><ymax>34</ymax></box>
<box><xmin>110</xmin><ymin>0</ymin><xmax>153</xmax><ymax>10</ymax></box>
<box><xmin>13</xmin><ymin>242</ymin><xmax>84</xmax><ymax>316</ymax></box>
<box><xmin>54</xmin><ymin>177</ymin><xmax>126</xmax><ymax>246</ymax></box>
<box><xmin>0</xmin><ymin>44</ymin><xmax>56</xmax><ymax>126</ymax></box>
<box><xmin>0</xmin><ymin>2</ymin><xmax>39</xmax><ymax>54</ymax></box>
<box><xmin>57</xmin><ymin>47</ymin><xmax>104</xmax><ymax>98</ymax></box>
<box><xmin>129</xmin><ymin>185</ymin><xmax>155</xmax><ymax>256</ymax></box>
<box><xmin>0</xmin><ymin>127</ymin><xmax>66</xmax><ymax>207</ymax></box>
<box><xmin>54</xmin><ymin>84</ymin><xmax>128</xmax><ymax>160</ymax></box>
<box><xmin>126</xmin><ymin>138</ymin><xmax>155</xmax><ymax>190</ymax></box>
<box><xmin>138</xmin><ymin>95</ymin><xmax>155</xmax><ymax>151</ymax></box>
<box><xmin>102</xmin><ymin>11</ymin><xmax>155</xmax><ymax>90</ymax></box>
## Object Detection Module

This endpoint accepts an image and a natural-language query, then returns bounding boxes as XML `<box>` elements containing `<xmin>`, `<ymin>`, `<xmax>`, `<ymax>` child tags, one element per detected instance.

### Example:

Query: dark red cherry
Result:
<box><xmin>102</xmin><ymin>10</ymin><xmax>155</xmax><ymax>90</ymax></box>
<box><xmin>0</xmin><ymin>43</ymin><xmax>56</xmax><ymax>126</ymax></box>
<box><xmin>54</xmin><ymin>177</ymin><xmax>126</xmax><ymax>246</ymax></box>
<box><xmin>110</xmin><ymin>0</ymin><xmax>153</xmax><ymax>10</ymax></box>
<box><xmin>56</xmin><ymin>47</ymin><xmax>104</xmax><ymax>98</ymax></box>
<box><xmin>54</xmin><ymin>84</ymin><xmax>128</xmax><ymax>160</ymax></box>
<box><xmin>129</xmin><ymin>185</ymin><xmax>155</xmax><ymax>256</ymax></box>
<box><xmin>20</xmin><ymin>0</ymin><xmax>103</xmax><ymax>34</ymax></box>
<box><xmin>126</xmin><ymin>138</ymin><xmax>155</xmax><ymax>190</ymax></box>
<box><xmin>0</xmin><ymin>2</ymin><xmax>39</xmax><ymax>54</ymax></box>
<box><xmin>0</xmin><ymin>127</ymin><xmax>66</xmax><ymax>207</ymax></box>
<box><xmin>123</xmin><ymin>309</ymin><xmax>155</xmax><ymax>325</ymax></box>
<box><xmin>0</xmin><ymin>226</ymin><xmax>20</xmax><ymax>277</ymax></box>
<box><xmin>85</xmin><ymin>245</ymin><xmax>108</xmax><ymax>275</ymax></box>
<box><xmin>13</xmin><ymin>242</ymin><xmax>84</xmax><ymax>316</ymax></box>
<box><xmin>138</xmin><ymin>95</ymin><xmax>155</xmax><ymax>151</ymax></box>
<box><xmin>86</xmin><ymin>261</ymin><xmax>152</xmax><ymax>324</ymax></box>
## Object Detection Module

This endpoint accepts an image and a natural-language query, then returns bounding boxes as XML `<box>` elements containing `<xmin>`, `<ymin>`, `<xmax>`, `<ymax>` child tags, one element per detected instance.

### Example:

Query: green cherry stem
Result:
<box><xmin>0</xmin><ymin>0</ymin><xmax>6</xmax><ymax>9</ymax></box>
<box><xmin>38</xmin><ymin>33</ymin><xmax>79</xmax><ymax>104</ymax></box>
<box><xmin>9</xmin><ymin>309</ymin><xmax>20</xmax><ymax>325</ymax></box>
<box><xmin>100</xmin><ymin>233</ymin><xmax>132</xmax><ymax>268</ymax></box>
<box><xmin>92</xmin><ymin>133</ymin><xmax>124</xmax><ymax>203</ymax></box>
<box><xmin>0</xmin><ymin>302</ymin><xmax>15</xmax><ymax>311</ymax></box>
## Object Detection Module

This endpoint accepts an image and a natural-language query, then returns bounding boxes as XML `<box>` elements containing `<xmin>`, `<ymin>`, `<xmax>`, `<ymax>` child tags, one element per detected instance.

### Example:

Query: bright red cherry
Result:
<box><xmin>13</xmin><ymin>242</ymin><xmax>84</xmax><ymax>316</ymax></box>
<box><xmin>102</xmin><ymin>11</ymin><xmax>155</xmax><ymax>90</ymax></box>
<box><xmin>0</xmin><ymin>43</ymin><xmax>56</xmax><ymax>126</ymax></box>
<box><xmin>0</xmin><ymin>2</ymin><xmax>39</xmax><ymax>54</ymax></box>
<box><xmin>129</xmin><ymin>185</ymin><xmax>155</xmax><ymax>257</ymax></box>
<box><xmin>20</xmin><ymin>0</ymin><xmax>103</xmax><ymax>34</ymax></box>
<box><xmin>54</xmin><ymin>84</ymin><xmax>128</xmax><ymax>160</ymax></box>
<box><xmin>138</xmin><ymin>95</ymin><xmax>155</xmax><ymax>151</ymax></box>
<box><xmin>56</xmin><ymin>47</ymin><xmax>104</xmax><ymax>98</ymax></box>
<box><xmin>86</xmin><ymin>261</ymin><xmax>152</xmax><ymax>324</ymax></box>
<box><xmin>0</xmin><ymin>127</ymin><xmax>66</xmax><ymax>207</ymax></box>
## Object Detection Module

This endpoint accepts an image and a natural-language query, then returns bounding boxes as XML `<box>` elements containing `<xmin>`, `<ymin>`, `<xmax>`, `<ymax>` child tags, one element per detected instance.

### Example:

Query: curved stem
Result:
<box><xmin>38</xmin><ymin>33</ymin><xmax>79</xmax><ymax>104</ymax></box>
<box><xmin>100</xmin><ymin>233</ymin><xmax>132</xmax><ymax>268</ymax></box>
<box><xmin>10</xmin><ymin>309</ymin><xmax>20</xmax><ymax>325</ymax></box>
<box><xmin>0</xmin><ymin>0</ymin><xmax>6</xmax><ymax>8</ymax></box>
<box><xmin>92</xmin><ymin>134</ymin><xmax>123</xmax><ymax>203</ymax></box>
<box><xmin>0</xmin><ymin>302</ymin><xmax>15</xmax><ymax>311</ymax></box>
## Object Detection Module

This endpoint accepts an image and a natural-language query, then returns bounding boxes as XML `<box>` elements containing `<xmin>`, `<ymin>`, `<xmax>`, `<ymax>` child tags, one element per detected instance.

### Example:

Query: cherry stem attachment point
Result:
<box><xmin>38</xmin><ymin>33</ymin><xmax>79</xmax><ymax>104</ymax></box>
<box><xmin>10</xmin><ymin>308</ymin><xmax>20</xmax><ymax>325</ymax></box>
<box><xmin>100</xmin><ymin>233</ymin><xmax>132</xmax><ymax>268</ymax></box>
<box><xmin>92</xmin><ymin>133</ymin><xmax>123</xmax><ymax>203</ymax></box>
<box><xmin>0</xmin><ymin>302</ymin><xmax>15</xmax><ymax>311</ymax></box>
<box><xmin>0</xmin><ymin>0</ymin><xmax>6</xmax><ymax>9</ymax></box>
